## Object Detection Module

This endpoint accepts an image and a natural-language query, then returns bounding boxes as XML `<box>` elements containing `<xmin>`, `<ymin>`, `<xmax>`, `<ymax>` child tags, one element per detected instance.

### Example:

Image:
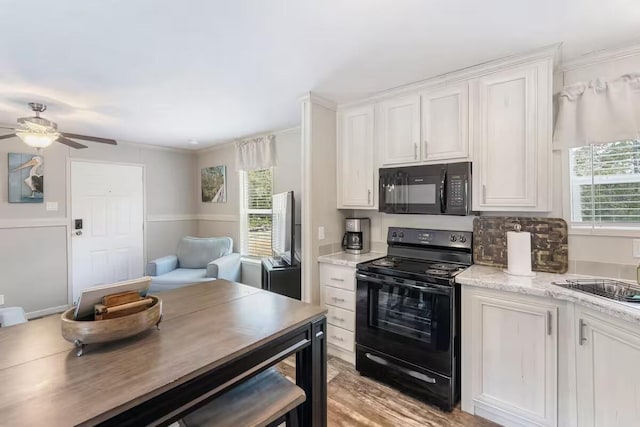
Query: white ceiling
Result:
<box><xmin>1</xmin><ymin>0</ymin><xmax>639</xmax><ymax>149</ymax></box>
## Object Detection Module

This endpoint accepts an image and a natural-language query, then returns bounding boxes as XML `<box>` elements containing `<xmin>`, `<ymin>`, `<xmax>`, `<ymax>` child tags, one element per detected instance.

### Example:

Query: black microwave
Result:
<box><xmin>379</xmin><ymin>162</ymin><xmax>471</xmax><ymax>215</ymax></box>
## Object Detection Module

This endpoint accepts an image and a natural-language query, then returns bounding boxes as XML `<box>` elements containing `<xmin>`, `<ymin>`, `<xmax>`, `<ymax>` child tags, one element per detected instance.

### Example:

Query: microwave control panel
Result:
<box><xmin>448</xmin><ymin>175</ymin><xmax>465</xmax><ymax>207</ymax></box>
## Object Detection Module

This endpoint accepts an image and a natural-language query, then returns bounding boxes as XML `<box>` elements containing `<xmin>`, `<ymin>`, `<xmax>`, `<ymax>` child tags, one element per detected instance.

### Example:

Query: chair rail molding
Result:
<box><xmin>197</xmin><ymin>214</ymin><xmax>240</xmax><ymax>222</ymax></box>
<box><xmin>146</xmin><ymin>214</ymin><xmax>199</xmax><ymax>222</ymax></box>
<box><xmin>0</xmin><ymin>218</ymin><xmax>68</xmax><ymax>229</ymax></box>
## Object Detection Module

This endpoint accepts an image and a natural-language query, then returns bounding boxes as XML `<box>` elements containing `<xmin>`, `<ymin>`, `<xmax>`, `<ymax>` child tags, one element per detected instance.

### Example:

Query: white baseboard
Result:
<box><xmin>26</xmin><ymin>304</ymin><xmax>69</xmax><ymax>320</ymax></box>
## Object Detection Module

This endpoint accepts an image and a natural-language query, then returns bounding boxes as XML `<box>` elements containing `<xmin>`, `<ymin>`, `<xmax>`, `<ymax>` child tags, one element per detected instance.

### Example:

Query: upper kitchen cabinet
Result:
<box><xmin>471</xmin><ymin>58</ymin><xmax>553</xmax><ymax>211</ymax></box>
<box><xmin>337</xmin><ymin>104</ymin><xmax>376</xmax><ymax>209</ymax></box>
<box><xmin>377</xmin><ymin>94</ymin><xmax>421</xmax><ymax>165</ymax></box>
<box><xmin>421</xmin><ymin>83</ymin><xmax>470</xmax><ymax>162</ymax></box>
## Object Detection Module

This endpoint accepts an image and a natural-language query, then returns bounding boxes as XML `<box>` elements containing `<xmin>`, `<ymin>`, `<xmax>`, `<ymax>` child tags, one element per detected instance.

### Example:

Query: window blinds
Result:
<box><xmin>569</xmin><ymin>140</ymin><xmax>640</xmax><ymax>226</ymax></box>
<box><xmin>243</xmin><ymin>169</ymin><xmax>273</xmax><ymax>257</ymax></box>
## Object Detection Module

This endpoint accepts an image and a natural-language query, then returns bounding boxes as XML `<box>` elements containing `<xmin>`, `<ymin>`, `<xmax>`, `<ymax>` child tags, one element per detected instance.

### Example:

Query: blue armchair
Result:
<box><xmin>146</xmin><ymin>236</ymin><xmax>241</xmax><ymax>292</ymax></box>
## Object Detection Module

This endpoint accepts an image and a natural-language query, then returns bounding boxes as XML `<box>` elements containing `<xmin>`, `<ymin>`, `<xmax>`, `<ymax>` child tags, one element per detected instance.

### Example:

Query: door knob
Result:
<box><xmin>75</xmin><ymin>230</ymin><xmax>83</xmax><ymax>236</ymax></box>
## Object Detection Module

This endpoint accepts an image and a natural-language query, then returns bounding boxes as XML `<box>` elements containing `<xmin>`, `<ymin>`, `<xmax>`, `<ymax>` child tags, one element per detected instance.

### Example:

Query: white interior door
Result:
<box><xmin>71</xmin><ymin>161</ymin><xmax>144</xmax><ymax>302</ymax></box>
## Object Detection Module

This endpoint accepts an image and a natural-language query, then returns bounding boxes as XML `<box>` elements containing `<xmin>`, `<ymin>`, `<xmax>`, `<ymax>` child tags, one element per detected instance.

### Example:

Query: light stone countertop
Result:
<box><xmin>317</xmin><ymin>251</ymin><xmax>385</xmax><ymax>268</ymax></box>
<box><xmin>456</xmin><ymin>265</ymin><xmax>640</xmax><ymax>325</ymax></box>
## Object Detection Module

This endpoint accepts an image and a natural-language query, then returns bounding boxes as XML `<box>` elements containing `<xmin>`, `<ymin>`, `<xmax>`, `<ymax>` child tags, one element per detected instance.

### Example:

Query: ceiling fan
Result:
<box><xmin>0</xmin><ymin>102</ymin><xmax>117</xmax><ymax>150</ymax></box>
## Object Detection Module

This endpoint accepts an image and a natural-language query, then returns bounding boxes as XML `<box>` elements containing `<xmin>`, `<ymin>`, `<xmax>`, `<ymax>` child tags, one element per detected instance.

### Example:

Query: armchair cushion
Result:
<box><xmin>146</xmin><ymin>255</ymin><xmax>179</xmax><ymax>276</ymax></box>
<box><xmin>206</xmin><ymin>253</ymin><xmax>242</xmax><ymax>281</ymax></box>
<box><xmin>177</xmin><ymin>236</ymin><xmax>233</xmax><ymax>269</ymax></box>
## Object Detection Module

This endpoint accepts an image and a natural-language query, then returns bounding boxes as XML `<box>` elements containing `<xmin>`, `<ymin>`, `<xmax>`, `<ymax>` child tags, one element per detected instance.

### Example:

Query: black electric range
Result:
<box><xmin>355</xmin><ymin>227</ymin><xmax>473</xmax><ymax>411</ymax></box>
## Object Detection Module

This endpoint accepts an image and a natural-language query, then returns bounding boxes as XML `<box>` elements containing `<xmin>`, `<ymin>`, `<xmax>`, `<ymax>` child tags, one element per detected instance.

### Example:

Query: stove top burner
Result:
<box><xmin>372</xmin><ymin>258</ymin><xmax>396</xmax><ymax>267</ymax></box>
<box><xmin>429</xmin><ymin>263</ymin><xmax>462</xmax><ymax>272</ymax></box>
<box><xmin>425</xmin><ymin>268</ymin><xmax>449</xmax><ymax>276</ymax></box>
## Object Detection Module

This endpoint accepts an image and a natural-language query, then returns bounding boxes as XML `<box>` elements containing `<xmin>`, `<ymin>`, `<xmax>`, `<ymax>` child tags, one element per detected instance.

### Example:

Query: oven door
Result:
<box><xmin>355</xmin><ymin>272</ymin><xmax>454</xmax><ymax>375</ymax></box>
<box><xmin>379</xmin><ymin>165</ymin><xmax>446</xmax><ymax>214</ymax></box>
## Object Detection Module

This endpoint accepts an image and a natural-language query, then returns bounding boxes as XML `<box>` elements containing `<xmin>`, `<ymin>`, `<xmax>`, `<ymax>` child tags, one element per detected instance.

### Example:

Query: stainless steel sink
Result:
<box><xmin>552</xmin><ymin>279</ymin><xmax>640</xmax><ymax>303</ymax></box>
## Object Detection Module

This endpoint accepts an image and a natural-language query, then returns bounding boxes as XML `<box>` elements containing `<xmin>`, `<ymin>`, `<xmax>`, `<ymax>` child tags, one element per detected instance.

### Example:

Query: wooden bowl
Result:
<box><xmin>61</xmin><ymin>296</ymin><xmax>162</xmax><ymax>356</ymax></box>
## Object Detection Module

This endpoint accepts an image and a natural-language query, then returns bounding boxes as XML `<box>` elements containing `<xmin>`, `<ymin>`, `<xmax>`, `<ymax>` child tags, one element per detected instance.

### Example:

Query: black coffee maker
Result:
<box><xmin>341</xmin><ymin>218</ymin><xmax>370</xmax><ymax>254</ymax></box>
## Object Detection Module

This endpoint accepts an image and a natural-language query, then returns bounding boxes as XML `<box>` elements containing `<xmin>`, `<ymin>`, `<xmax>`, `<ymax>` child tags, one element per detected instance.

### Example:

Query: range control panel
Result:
<box><xmin>387</xmin><ymin>227</ymin><xmax>472</xmax><ymax>250</ymax></box>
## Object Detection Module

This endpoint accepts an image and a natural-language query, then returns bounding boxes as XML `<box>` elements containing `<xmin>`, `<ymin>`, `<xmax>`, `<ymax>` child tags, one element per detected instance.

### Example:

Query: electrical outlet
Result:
<box><xmin>633</xmin><ymin>239</ymin><xmax>640</xmax><ymax>258</ymax></box>
<box><xmin>0</xmin><ymin>294</ymin><xmax>4</xmax><ymax>305</ymax></box>
<box><xmin>318</xmin><ymin>226</ymin><xmax>325</xmax><ymax>240</ymax></box>
<box><xmin>45</xmin><ymin>201</ymin><xmax>58</xmax><ymax>212</ymax></box>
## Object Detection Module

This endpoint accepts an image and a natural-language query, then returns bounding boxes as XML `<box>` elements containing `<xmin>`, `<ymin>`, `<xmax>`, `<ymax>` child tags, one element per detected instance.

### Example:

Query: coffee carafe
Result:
<box><xmin>342</xmin><ymin>218</ymin><xmax>370</xmax><ymax>254</ymax></box>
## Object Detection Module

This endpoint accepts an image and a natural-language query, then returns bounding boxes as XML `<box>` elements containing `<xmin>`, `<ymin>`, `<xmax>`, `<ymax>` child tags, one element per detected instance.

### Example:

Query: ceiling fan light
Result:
<box><xmin>16</xmin><ymin>131</ymin><xmax>59</xmax><ymax>149</ymax></box>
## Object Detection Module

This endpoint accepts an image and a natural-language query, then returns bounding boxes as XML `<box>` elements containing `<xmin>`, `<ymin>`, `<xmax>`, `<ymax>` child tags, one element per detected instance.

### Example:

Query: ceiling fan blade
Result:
<box><xmin>61</xmin><ymin>132</ymin><xmax>117</xmax><ymax>145</ymax></box>
<box><xmin>0</xmin><ymin>133</ymin><xmax>16</xmax><ymax>140</ymax></box>
<box><xmin>57</xmin><ymin>136</ymin><xmax>88</xmax><ymax>149</ymax></box>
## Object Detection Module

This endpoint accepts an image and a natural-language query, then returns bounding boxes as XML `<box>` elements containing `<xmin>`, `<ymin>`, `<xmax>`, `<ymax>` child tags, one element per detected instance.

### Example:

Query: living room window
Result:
<box><xmin>240</xmin><ymin>168</ymin><xmax>273</xmax><ymax>257</ymax></box>
<box><xmin>569</xmin><ymin>140</ymin><xmax>640</xmax><ymax>229</ymax></box>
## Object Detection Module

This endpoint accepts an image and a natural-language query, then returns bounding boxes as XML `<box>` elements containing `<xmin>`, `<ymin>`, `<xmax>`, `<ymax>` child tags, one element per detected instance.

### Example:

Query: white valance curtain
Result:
<box><xmin>235</xmin><ymin>135</ymin><xmax>276</xmax><ymax>172</ymax></box>
<box><xmin>553</xmin><ymin>73</ymin><xmax>640</xmax><ymax>149</ymax></box>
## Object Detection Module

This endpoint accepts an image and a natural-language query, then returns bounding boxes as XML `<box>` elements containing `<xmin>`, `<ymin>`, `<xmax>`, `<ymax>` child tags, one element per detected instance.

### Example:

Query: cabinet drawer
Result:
<box><xmin>327</xmin><ymin>305</ymin><xmax>355</xmax><ymax>331</ymax></box>
<box><xmin>328</xmin><ymin>324</ymin><xmax>355</xmax><ymax>352</ymax></box>
<box><xmin>325</xmin><ymin>286</ymin><xmax>355</xmax><ymax>311</ymax></box>
<box><xmin>320</xmin><ymin>264</ymin><xmax>355</xmax><ymax>291</ymax></box>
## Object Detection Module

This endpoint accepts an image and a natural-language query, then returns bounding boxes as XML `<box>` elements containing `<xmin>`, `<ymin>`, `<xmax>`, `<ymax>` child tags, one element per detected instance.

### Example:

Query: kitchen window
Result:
<box><xmin>240</xmin><ymin>168</ymin><xmax>273</xmax><ymax>257</ymax></box>
<box><xmin>569</xmin><ymin>140</ymin><xmax>640</xmax><ymax>229</ymax></box>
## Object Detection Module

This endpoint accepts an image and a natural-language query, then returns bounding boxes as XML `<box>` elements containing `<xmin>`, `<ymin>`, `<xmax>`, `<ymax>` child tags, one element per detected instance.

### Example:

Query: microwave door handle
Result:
<box><xmin>440</xmin><ymin>169</ymin><xmax>447</xmax><ymax>214</ymax></box>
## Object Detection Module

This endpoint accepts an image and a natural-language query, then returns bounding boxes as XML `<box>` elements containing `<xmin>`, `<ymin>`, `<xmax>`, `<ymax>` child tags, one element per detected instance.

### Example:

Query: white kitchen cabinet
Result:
<box><xmin>575</xmin><ymin>307</ymin><xmax>640</xmax><ymax>427</ymax></box>
<box><xmin>319</xmin><ymin>263</ymin><xmax>357</xmax><ymax>364</ymax></box>
<box><xmin>337</xmin><ymin>104</ymin><xmax>376</xmax><ymax>209</ymax></box>
<box><xmin>471</xmin><ymin>59</ymin><xmax>552</xmax><ymax>211</ymax></box>
<box><xmin>377</xmin><ymin>94</ymin><xmax>421</xmax><ymax>165</ymax></box>
<box><xmin>463</xmin><ymin>288</ymin><xmax>558</xmax><ymax>426</ymax></box>
<box><xmin>421</xmin><ymin>83</ymin><xmax>469</xmax><ymax>162</ymax></box>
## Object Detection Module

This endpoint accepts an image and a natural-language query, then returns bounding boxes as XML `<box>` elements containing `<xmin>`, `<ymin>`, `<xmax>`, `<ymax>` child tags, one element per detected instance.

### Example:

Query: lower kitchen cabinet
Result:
<box><xmin>462</xmin><ymin>287</ymin><xmax>559</xmax><ymax>427</ymax></box>
<box><xmin>575</xmin><ymin>307</ymin><xmax>640</xmax><ymax>427</ymax></box>
<box><xmin>319</xmin><ymin>263</ymin><xmax>357</xmax><ymax>364</ymax></box>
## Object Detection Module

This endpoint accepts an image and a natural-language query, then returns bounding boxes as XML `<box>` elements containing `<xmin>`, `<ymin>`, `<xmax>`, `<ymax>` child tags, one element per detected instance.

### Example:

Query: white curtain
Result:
<box><xmin>553</xmin><ymin>73</ymin><xmax>640</xmax><ymax>149</ymax></box>
<box><xmin>235</xmin><ymin>135</ymin><xmax>276</xmax><ymax>171</ymax></box>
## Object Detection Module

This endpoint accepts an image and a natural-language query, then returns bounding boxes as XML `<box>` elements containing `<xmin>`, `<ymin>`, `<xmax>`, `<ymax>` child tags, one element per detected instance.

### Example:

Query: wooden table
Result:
<box><xmin>0</xmin><ymin>281</ymin><xmax>327</xmax><ymax>426</ymax></box>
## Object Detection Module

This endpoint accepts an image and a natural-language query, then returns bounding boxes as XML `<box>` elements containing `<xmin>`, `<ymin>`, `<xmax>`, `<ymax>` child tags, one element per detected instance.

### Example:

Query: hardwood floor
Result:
<box><xmin>277</xmin><ymin>357</ymin><xmax>497</xmax><ymax>427</ymax></box>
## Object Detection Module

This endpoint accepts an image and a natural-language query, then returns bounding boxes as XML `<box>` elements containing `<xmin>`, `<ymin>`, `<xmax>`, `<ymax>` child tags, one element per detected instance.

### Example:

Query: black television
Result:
<box><xmin>271</xmin><ymin>191</ymin><xmax>296</xmax><ymax>266</ymax></box>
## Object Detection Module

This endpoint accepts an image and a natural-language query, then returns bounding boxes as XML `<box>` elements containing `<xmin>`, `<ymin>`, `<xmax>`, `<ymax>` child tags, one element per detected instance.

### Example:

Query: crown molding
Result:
<box><xmin>300</xmin><ymin>92</ymin><xmax>338</xmax><ymax>111</ymax></box>
<box><xmin>338</xmin><ymin>43</ymin><xmax>561</xmax><ymax>110</ymax></box>
<box><xmin>560</xmin><ymin>40</ymin><xmax>640</xmax><ymax>71</ymax></box>
<box><xmin>196</xmin><ymin>126</ymin><xmax>301</xmax><ymax>154</ymax></box>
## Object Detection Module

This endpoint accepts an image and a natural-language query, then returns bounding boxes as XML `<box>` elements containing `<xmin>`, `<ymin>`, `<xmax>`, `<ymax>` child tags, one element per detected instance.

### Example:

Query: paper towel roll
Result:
<box><xmin>506</xmin><ymin>231</ymin><xmax>534</xmax><ymax>276</ymax></box>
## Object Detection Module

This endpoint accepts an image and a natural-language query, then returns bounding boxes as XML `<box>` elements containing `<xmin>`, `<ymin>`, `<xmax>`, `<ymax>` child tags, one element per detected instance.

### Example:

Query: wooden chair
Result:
<box><xmin>181</xmin><ymin>368</ymin><xmax>305</xmax><ymax>427</ymax></box>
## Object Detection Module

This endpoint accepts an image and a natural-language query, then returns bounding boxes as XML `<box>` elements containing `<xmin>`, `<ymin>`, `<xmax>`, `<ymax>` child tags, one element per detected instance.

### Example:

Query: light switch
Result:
<box><xmin>633</xmin><ymin>239</ymin><xmax>640</xmax><ymax>258</ymax></box>
<box><xmin>318</xmin><ymin>226</ymin><xmax>325</xmax><ymax>240</ymax></box>
<box><xmin>46</xmin><ymin>202</ymin><xmax>58</xmax><ymax>212</ymax></box>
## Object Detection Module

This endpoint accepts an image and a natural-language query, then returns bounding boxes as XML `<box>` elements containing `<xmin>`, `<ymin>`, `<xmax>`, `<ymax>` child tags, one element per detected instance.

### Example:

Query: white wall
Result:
<box><xmin>0</xmin><ymin>136</ymin><xmax>198</xmax><ymax>316</ymax></box>
<box><xmin>195</xmin><ymin>128</ymin><xmax>302</xmax><ymax>254</ymax></box>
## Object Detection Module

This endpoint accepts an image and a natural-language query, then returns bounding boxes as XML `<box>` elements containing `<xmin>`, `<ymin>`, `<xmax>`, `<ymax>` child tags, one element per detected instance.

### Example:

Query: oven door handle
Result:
<box><xmin>365</xmin><ymin>353</ymin><xmax>436</xmax><ymax>384</ymax></box>
<box><xmin>356</xmin><ymin>273</ymin><xmax>450</xmax><ymax>293</ymax></box>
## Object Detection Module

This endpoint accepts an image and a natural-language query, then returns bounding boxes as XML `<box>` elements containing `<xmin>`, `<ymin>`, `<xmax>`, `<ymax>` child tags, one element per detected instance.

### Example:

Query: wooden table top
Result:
<box><xmin>0</xmin><ymin>281</ymin><xmax>326</xmax><ymax>426</ymax></box>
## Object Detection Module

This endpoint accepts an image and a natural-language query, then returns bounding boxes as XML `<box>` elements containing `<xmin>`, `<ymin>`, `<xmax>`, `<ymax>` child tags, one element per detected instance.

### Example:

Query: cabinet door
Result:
<box><xmin>421</xmin><ymin>83</ymin><xmax>469</xmax><ymax>162</ymax></box>
<box><xmin>378</xmin><ymin>94</ymin><xmax>421</xmax><ymax>165</ymax></box>
<box><xmin>469</xmin><ymin>293</ymin><xmax>558</xmax><ymax>426</ymax></box>
<box><xmin>337</xmin><ymin>104</ymin><xmax>375</xmax><ymax>208</ymax></box>
<box><xmin>472</xmin><ymin>60</ymin><xmax>552</xmax><ymax>211</ymax></box>
<box><xmin>576</xmin><ymin>308</ymin><xmax>640</xmax><ymax>427</ymax></box>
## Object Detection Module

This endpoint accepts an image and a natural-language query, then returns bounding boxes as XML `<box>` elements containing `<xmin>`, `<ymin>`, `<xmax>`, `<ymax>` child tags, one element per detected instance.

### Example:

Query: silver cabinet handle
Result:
<box><xmin>414</xmin><ymin>143</ymin><xmax>418</xmax><ymax>160</ymax></box>
<box><xmin>367</xmin><ymin>189</ymin><xmax>372</xmax><ymax>204</ymax></box>
<box><xmin>331</xmin><ymin>335</ymin><xmax>344</xmax><ymax>341</ymax></box>
<box><xmin>332</xmin><ymin>297</ymin><xmax>345</xmax><ymax>302</ymax></box>
<box><xmin>547</xmin><ymin>311</ymin><xmax>552</xmax><ymax>336</ymax></box>
<box><xmin>331</xmin><ymin>316</ymin><xmax>346</xmax><ymax>322</ymax></box>
<box><xmin>579</xmin><ymin>318</ymin><xmax>587</xmax><ymax>345</ymax></box>
<box><xmin>330</xmin><ymin>277</ymin><xmax>344</xmax><ymax>282</ymax></box>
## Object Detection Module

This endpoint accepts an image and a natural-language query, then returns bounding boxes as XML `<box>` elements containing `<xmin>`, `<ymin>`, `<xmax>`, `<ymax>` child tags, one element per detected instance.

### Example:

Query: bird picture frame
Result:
<box><xmin>8</xmin><ymin>152</ymin><xmax>44</xmax><ymax>203</ymax></box>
